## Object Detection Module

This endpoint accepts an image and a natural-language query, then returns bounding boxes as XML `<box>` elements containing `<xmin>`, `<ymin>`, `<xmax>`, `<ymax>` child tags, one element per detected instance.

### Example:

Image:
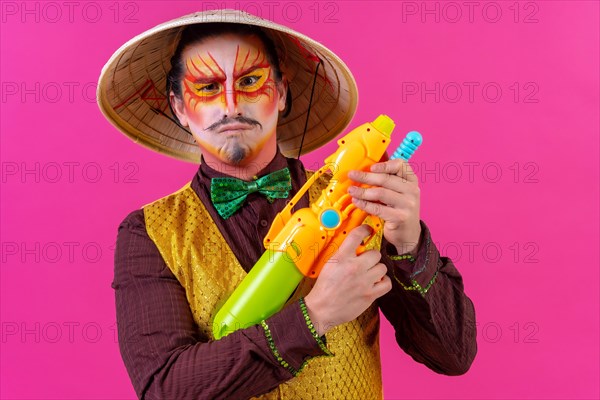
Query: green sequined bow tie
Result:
<box><xmin>210</xmin><ymin>167</ymin><xmax>292</xmax><ymax>219</ymax></box>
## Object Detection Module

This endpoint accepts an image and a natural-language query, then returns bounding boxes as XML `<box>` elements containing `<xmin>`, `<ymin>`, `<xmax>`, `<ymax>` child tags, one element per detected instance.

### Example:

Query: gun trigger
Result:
<box><xmin>359</xmin><ymin>216</ymin><xmax>382</xmax><ymax>252</ymax></box>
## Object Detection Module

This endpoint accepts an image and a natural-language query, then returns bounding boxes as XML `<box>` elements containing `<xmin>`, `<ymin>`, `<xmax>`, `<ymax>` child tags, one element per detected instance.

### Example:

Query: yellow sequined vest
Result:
<box><xmin>143</xmin><ymin>171</ymin><xmax>383</xmax><ymax>399</ymax></box>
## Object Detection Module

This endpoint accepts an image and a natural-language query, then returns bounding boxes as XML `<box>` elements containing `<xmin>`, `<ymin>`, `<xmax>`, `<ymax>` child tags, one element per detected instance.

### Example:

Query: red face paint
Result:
<box><xmin>183</xmin><ymin>45</ymin><xmax>276</xmax><ymax>113</ymax></box>
<box><xmin>175</xmin><ymin>34</ymin><xmax>286</xmax><ymax>169</ymax></box>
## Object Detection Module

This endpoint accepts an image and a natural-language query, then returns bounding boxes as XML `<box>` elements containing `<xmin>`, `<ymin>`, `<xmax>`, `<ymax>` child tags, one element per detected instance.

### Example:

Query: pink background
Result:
<box><xmin>1</xmin><ymin>1</ymin><xmax>598</xmax><ymax>399</ymax></box>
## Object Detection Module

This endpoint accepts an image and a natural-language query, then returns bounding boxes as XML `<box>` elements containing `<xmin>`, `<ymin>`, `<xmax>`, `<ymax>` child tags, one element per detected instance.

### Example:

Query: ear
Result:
<box><xmin>169</xmin><ymin>91</ymin><xmax>189</xmax><ymax>127</ymax></box>
<box><xmin>276</xmin><ymin>79</ymin><xmax>288</xmax><ymax>113</ymax></box>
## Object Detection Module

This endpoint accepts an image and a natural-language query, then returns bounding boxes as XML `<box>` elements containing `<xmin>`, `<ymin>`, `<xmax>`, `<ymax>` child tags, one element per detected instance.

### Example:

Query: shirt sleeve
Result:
<box><xmin>376</xmin><ymin>220</ymin><xmax>478</xmax><ymax>376</ymax></box>
<box><xmin>112</xmin><ymin>210</ymin><xmax>329</xmax><ymax>400</ymax></box>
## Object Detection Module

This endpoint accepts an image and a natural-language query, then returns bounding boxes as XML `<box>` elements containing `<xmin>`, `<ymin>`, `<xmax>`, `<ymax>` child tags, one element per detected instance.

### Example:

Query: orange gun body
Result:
<box><xmin>263</xmin><ymin>115</ymin><xmax>395</xmax><ymax>277</ymax></box>
<box><xmin>212</xmin><ymin>115</ymin><xmax>399</xmax><ymax>339</ymax></box>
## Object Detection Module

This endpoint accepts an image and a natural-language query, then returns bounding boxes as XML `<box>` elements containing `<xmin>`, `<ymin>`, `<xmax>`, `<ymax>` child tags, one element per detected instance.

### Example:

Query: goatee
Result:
<box><xmin>225</xmin><ymin>145</ymin><xmax>248</xmax><ymax>165</ymax></box>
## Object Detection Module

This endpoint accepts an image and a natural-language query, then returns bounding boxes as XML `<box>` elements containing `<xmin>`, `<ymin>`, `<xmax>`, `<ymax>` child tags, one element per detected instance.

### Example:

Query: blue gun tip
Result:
<box><xmin>406</xmin><ymin>131</ymin><xmax>423</xmax><ymax>146</ymax></box>
<box><xmin>391</xmin><ymin>131</ymin><xmax>423</xmax><ymax>161</ymax></box>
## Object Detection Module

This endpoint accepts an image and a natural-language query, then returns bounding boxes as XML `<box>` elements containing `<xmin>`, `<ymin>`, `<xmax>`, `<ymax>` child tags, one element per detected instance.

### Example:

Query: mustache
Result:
<box><xmin>206</xmin><ymin>116</ymin><xmax>262</xmax><ymax>132</ymax></box>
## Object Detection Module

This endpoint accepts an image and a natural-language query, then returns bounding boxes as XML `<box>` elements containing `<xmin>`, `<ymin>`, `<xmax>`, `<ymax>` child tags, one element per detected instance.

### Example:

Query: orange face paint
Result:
<box><xmin>183</xmin><ymin>45</ymin><xmax>277</xmax><ymax>113</ymax></box>
<box><xmin>174</xmin><ymin>34</ymin><xmax>285</xmax><ymax>169</ymax></box>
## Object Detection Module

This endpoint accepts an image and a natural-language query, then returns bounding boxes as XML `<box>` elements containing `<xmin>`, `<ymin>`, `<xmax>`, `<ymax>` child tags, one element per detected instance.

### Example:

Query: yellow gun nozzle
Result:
<box><xmin>371</xmin><ymin>115</ymin><xmax>395</xmax><ymax>138</ymax></box>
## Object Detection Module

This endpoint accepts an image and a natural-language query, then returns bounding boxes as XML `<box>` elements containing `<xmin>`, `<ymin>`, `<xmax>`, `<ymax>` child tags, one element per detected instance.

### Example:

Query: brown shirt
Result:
<box><xmin>112</xmin><ymin>150</ymin><xmax>477</xmax><ymax>399</ymax></box>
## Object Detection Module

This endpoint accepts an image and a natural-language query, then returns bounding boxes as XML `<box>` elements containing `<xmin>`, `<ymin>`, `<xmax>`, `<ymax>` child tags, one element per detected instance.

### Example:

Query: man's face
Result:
<box><xmin>170</xmin><ymin>33</ymin><xmax>287</xmax><ymax>166</ymax></box>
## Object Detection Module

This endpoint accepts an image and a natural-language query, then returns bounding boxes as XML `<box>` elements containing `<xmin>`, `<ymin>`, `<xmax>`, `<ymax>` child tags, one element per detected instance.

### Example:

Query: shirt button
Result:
<box><xmin>260</xmin><ymin>220</ymin><xmax>268</xmax><ymax>227</ymax></box>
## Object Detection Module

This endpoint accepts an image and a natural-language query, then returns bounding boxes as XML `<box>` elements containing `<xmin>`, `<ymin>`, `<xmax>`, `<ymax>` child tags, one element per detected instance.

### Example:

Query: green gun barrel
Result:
<box><xmin>212</xmin><ymin>249</ymin><xmax>304</xmax><ymax>339</ymax></box>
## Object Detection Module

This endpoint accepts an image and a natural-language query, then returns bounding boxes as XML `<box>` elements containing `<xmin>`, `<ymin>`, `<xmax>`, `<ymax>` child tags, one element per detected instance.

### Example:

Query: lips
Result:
<box><xmin>217</xmin><ymin>123</ymin><xmax>253</xmax><ymax>133</ymax></box>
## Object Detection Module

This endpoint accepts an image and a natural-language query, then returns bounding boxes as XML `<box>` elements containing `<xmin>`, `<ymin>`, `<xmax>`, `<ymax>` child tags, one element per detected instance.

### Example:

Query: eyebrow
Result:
<box><xmin>189</xmin><ymin>76</ymin><xmax>225</xmax><ymax>84</ymax></box>
<box><xmin>186</xmin><ymin>65</ymin><xmax>267</xmax><ymax>85</ymax></box>
<box><xmin>185</xmin><ymin>52</ymin><xmax>226</xmax><ymax>83</ymax></box>
<box><xmin>234</xmin><ymin>64</ymin><xmax>270</xmax><ymax>79</ymax></box>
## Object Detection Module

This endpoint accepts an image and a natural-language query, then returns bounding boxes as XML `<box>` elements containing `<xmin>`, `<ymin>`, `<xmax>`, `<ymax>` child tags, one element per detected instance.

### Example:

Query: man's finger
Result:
<box><xmin>366</xmin><ymin>263</ymin><xmax>387</xmax><ymax>281</ymax></box>
<box><xmin>338</xmin><ymin>224</ymin><xmax>374</xmax><ymax>255</ymax></box>
<box><xmin>370</xmin><ymin>159</ymin><xmax>418</xmax><ymax>183</ymax></box>
<box><xmin>372</xmin><ymin>275</ymin><xmax>392</xmax><ymax>297</ymax></box>
<box><xmin>348</xmin><ymin>170</ymin><xmax>413</xmax><ymax>193</ymax></box>
<box><xmin>348</xmin><ymin>185</ymin><xmax>408</xmax><ymax>208</ymax></box>
<box><xmin>351</xmin><ymin>197</ymin><xmax>399</xmax><ymax>222</ymax></box>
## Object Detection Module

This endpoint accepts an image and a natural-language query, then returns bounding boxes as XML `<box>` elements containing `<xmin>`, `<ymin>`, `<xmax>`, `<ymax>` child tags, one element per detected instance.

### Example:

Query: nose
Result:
<box><xmin>223</xmin><ymin>87</ymin><xmax>239</xmax><ymax>117</ymax></box>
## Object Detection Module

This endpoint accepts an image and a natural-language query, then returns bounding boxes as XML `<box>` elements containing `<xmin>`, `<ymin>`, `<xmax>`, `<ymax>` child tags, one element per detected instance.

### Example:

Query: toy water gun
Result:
<box><xmin>213</xmin><ymin>115</ymin><xmax>422</xmax><ymax>339</ymax></box>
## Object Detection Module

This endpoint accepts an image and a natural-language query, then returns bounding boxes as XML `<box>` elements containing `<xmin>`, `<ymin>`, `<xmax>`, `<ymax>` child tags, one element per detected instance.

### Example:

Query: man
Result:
<box><xmin>98</xmin><ymin>9</ymin><xmax>476</xmax><ymax>400</ymax></box>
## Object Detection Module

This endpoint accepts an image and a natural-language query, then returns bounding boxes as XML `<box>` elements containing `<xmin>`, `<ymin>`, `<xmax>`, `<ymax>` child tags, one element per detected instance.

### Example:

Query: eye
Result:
<box><xmin>239</xmin><ymin>75</ymin><xmax>261</xmax><ymax>87</ymax></box>
<box><xmin>195</xmin><ymin>82</ymin><xmax>219</xmax><ymax>93</ymax></box>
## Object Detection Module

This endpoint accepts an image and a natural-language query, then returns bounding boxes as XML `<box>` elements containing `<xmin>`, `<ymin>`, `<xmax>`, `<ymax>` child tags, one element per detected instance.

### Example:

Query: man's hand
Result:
<box><xmin>304</xmin><ymin>225</ymin><xmax>392</xmax><ymax>336</ymax></box>
<box><xmin>347</xmin><ymin>159</ymin><xmax>422</xmax><ymax>256</ymax></box>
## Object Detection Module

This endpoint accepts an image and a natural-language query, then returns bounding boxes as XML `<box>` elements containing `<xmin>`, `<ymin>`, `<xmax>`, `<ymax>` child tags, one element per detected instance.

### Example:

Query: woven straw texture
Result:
<box><xmin>97</xmin><ymin>9</ymin><xmax>358</xmax><ymax>163</ymax></box>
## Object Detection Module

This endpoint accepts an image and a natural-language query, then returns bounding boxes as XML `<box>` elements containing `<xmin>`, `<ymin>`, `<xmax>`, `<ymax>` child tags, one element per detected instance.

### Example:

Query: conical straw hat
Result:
<box><xmin>97</xmin><ymin>9</ymin><xmax>358</xmax><ymax>163</ymax></box>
